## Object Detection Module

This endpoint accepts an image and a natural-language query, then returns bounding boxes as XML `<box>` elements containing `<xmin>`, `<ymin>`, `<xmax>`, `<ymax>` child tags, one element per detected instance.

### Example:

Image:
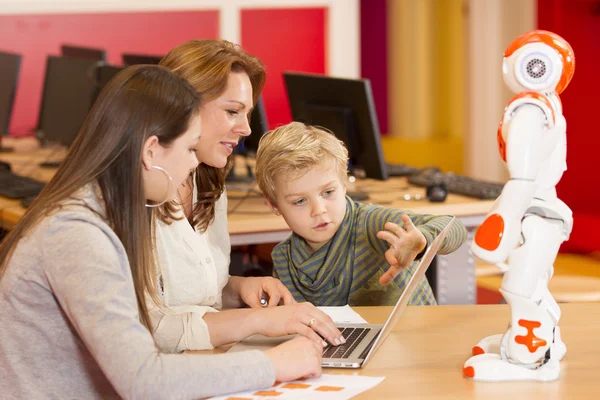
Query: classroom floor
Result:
<box><xmin>476</xmin><ymin>252</ymin><xmax>600</xmax><ymax>304</ymax></box>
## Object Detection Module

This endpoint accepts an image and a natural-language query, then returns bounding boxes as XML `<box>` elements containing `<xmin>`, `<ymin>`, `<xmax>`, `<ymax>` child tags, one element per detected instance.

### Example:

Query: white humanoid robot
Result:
<box><xmin>463</xmin><ymin>30</ymin><xmax>575</xmax><ymax>382</ymax></box>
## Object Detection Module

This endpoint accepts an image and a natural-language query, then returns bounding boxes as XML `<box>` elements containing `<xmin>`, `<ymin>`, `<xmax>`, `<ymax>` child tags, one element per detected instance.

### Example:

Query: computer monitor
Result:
<box><xmin>61</xmin><ymin>44</ymin><xmax>107</xmax><ymax>62</ymax></box>
<box><xmin>242</xmin><ymin>95</ymin><xmax>269</xmax><ymax>156</ymax></box>
<box><xmin>0</xmin><ymin>51</ymin><xmax>21</xmax><ymax>146</ymax></box>
<box><xmin>122</xmin><ymin>53</ymin><xmax>163</xmax><ymax>66</ymax></box>
<box><xmin>36</xmin><ymin>56</ymin><xmax>98</xmax><ymax>147</ymax></box>
<box><xmin>283</xmin><ymin>72</ymin><xmax>388</xmax><ymax>180</ymax></box>
<box><xmin>92</xmin><ymin>64</ymin><xmax>124</xmax><ymax>105</ymax></box>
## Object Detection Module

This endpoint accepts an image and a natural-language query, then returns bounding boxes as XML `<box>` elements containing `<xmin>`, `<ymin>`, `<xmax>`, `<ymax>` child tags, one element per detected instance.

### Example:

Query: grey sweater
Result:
<box><xmin>0</xmin><ymin>187</ymin><xmax>276</xmax><ymax>399</ymax></box>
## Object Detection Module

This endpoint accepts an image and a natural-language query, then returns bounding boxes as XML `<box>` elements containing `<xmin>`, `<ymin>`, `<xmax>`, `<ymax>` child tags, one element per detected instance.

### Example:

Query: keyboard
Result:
<box><xmin>386</xmin><ymin>163</ymin><xmax>420</xmax><ymax>177</ymax></box>
<box><xmin>408</xmin><ymin>167</ymin><xmax>504</xmax><ymax>200</ymax></box>
<box><xmin>323</xmin><ymin>327</ymin><xmax>372</xmax><ymax>359</ymax></box>
<box><xmin>0</xmin><ymin>170</ymin><xmax>46</xmax><ymax>199</ymax></box>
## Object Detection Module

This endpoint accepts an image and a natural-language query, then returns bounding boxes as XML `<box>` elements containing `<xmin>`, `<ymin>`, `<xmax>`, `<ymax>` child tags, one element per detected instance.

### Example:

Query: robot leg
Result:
<box><xmin>464</xmin><ymin>215</ymin><xmax>566</xmax><ymax>381</ymax></box>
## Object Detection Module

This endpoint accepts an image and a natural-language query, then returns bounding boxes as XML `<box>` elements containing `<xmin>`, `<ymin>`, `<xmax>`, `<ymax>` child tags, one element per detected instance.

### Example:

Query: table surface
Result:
<box><xmin>199</xmin><ymin>303</ymin><xmax>600</xmax><ymax>399</ymax></box>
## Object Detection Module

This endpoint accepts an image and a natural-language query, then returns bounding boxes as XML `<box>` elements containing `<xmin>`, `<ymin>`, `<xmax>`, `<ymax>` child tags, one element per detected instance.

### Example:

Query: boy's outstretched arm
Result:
<box><xmin>363</xmin><ymin>206</ymin><xmax>467</xmax><ymax>285</ymax></box>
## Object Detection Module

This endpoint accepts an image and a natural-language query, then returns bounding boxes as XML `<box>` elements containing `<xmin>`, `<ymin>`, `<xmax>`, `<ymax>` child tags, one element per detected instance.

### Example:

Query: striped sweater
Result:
<box><xmin>272</xmin><ymin>197</ymin><xmax>467</xmax><ymax>306</ymax></box>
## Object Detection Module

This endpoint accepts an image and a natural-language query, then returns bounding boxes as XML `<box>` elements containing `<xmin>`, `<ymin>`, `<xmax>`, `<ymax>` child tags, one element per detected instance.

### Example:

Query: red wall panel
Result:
<box><xmin>0</xmin><ymin>11</ymin><xmax>219</xmax><ymax>135</ymax></box>
<box><xmin>241</xmin><ymin>8</ymin><xmax>326</xmax><ymax>128</ymax></box>
<box><xmin>538</xmin><ymin>0</ymin><xmax>600</xmax><ymax>251</ymax></box>
<box><xmin>360</xmin><ymin>0</ymin><xmax>388</xmax><ymax>134</ymax></box>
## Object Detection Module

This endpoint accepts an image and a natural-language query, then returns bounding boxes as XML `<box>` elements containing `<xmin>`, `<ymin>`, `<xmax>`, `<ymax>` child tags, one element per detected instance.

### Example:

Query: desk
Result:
<box><xmin>0</xmin><ymin>149</ymin><xmax>495</xmax><ymax>304</ymax></box>
<box><xmin>201</xmin><ymin>303</ymin><xmax>600</xmax><ymax>399</ymax></box>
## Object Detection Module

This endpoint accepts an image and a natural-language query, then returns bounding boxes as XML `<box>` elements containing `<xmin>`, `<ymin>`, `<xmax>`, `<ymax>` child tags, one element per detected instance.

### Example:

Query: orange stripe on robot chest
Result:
<box><xmin>515</xmin><ymin>319</ymin><xmax>547</xmax><ymax>353</ymax></box>
<box><xmin>474</xmin><ymin>214</ymin><xmax>504</xmax><ymax>251</ymax></box>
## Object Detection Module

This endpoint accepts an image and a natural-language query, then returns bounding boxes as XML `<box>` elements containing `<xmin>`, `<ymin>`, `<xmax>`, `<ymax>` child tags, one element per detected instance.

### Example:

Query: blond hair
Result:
<box><xmin>159</xmin><ymin>39</ymin><xmax>265</xmax><ymax>232</ymax></box>
<box><xmin>255</xmin><ymin>122</ymin><xmax>349</xmax><ymax>203</ymax></box>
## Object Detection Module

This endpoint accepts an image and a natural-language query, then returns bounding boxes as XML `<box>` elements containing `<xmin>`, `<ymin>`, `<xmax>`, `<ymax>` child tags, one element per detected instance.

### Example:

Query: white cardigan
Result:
<box><xmin>150</xmin><ymin>185</ymin><xmax>231</xmax><ymax>353</ymax></box>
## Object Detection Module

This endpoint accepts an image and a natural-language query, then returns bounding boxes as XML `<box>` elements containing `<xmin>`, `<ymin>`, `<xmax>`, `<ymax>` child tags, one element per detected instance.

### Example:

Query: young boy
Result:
<box><xmin>254</xmin><ymin>122</ymin><xmax>467</xmax><ymax>306</ymax></box>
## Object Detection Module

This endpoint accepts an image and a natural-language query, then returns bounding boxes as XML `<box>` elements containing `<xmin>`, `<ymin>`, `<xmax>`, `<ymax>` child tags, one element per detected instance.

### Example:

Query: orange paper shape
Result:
<box><xmin>253</xmin><ymin>390</ymin><xmax>283</xmax><ymax>397</ymax></box>
<box><xmin>281</xmin><ymin>383</ymin><xmax>311</xmax><ymax>389</ymax></box>
<box><xmin>315</xmin><ymin>386</ymin><xmax>344</xmax><ymax>392</ymax></box>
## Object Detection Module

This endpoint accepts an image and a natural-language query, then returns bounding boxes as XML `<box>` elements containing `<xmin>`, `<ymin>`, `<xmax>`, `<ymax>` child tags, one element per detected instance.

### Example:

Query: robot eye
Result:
<box><xmin>526</xmin><ymin>58</ymin><xmax>547</xmax><ymax>79</ymax></box>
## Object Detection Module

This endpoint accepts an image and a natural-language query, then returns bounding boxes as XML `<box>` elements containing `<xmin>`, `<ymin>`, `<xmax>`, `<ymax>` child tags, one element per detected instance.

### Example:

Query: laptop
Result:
<box><xmin>229</xmin><ymin>217</ymin><xmax>456</xmax><ymax>368</ymax></box>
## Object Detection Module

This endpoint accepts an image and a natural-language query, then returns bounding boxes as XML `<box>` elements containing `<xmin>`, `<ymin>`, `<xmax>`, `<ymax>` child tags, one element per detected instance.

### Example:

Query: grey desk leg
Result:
<box><xmin>434</xmin><ymin>226</ymin><xmax>478</xmax><ymax>305</ymax></box>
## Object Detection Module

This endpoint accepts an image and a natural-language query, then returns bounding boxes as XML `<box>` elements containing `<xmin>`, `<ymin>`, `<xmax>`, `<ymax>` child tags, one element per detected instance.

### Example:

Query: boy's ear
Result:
<box><xmin>264</xmin><ymin>196</ymin><xmax>280</xmax><ymax>216</ymax></box>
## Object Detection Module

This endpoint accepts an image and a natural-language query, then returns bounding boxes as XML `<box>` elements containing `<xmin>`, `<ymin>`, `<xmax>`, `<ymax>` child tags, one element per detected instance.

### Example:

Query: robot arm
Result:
<box><xmin>472</xmin><ymin>103</ymin><xmax>549</xmax><ymax>265</ymax></box>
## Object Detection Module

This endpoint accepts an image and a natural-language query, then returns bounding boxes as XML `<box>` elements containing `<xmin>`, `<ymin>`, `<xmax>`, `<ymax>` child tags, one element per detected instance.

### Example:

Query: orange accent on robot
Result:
<box><xmin>508</xmin><ymin>92</ymin><xmax>556</xmax><ymax>125</ymax></box>
<box><xmin>472</xmin><ymin>346</ymin><xmax>485</xmax><ymax>356</ymax></box>
<box><xmin>474</xmin><ymin>214</ymin><xmax>504</xmax><ymax>251</ymax></box>
<box><xmin>463</xmin><ymin>366</ymin><xmax>475</xmax><ymax>378</ymax></box>
<box><xmin>515</xmin><ymin>319</ymin><xmax>547</xmax><ymax>353</ymax></box>
<box><xmin>504</xmin><ymin>30</ymin><xmax>575</xmax><ymax>94</ymax></box>
<box><xmin>497</xmin><ymin>121</ymin><xmax>507</xmax><ymax>162</ymax></box>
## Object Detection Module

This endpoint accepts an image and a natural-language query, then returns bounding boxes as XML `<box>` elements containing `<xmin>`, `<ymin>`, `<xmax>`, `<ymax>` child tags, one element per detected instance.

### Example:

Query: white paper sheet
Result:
<box><xmin>317</xmin><ymin>305</ymin><xmax>368</xmax><ymax>324</ymax></box>
<box><xmin>208</xmin><ymin>374</ymin><xmax>385</xmax><ymax>400</ymax></box>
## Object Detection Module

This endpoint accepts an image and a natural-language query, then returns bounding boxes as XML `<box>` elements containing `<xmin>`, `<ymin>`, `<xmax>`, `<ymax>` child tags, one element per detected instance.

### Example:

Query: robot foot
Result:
<box><xmin>463</xmin><ymin>353</ymin><xmax>560</xmax><ymax>382</ymax></box>
<box><xmin>471</xmin><ymin>334</ymin><xmax>503</xmax><ymax>356</ymax></box>
<box><xmin>471</xmin><ymin>327</ymin><xmax>566</xmax><ymax>361</ymax></box>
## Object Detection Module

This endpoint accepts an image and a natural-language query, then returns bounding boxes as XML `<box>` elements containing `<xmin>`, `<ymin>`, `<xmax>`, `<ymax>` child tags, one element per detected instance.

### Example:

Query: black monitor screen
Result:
<box><xmin>36</xmin><ymin>56</ymin><xmax>98</xmax><ymax>147</ymax></box>
<box><xmin>92</xmin><ymin>64</ymin><xmax>124</xmax><ymax>105</ymax></box>
<box><xmin>122</xmin><ymin>53</ymin><xmax>163</xmax><ymax>66</ymax></box>
<box><xmin>284</xmin><ymin>72</ymin><xmax>388</xmax><ymax>180</ymax></box>
<box><xmin>0</xmin><ymin>51</ymin><xmax>21</xmax><ymax>135</ymax></box>
<box><xmin>61</xmin><ymin>44</ymin><xmax>107</xmax><ymax>62</ymax></box>
<box><xmin>242</xmin><ymin>95</ymin><xmax>269</xmax><ymax>155</ymax></box>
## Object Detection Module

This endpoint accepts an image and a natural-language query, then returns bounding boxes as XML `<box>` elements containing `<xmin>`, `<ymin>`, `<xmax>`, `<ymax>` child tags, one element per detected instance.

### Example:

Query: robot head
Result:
<box><xmin>502</xmin><ymin>30</ymin><xmax>575</xmax><ymax>95</ymax></box>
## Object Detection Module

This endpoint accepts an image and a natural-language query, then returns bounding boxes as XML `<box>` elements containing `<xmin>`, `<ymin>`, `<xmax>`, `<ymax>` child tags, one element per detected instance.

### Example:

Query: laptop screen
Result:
<box><xmin>362</xmin><ymin>217</ymin><xmax>456</xmax><ymax>364</ymax></box>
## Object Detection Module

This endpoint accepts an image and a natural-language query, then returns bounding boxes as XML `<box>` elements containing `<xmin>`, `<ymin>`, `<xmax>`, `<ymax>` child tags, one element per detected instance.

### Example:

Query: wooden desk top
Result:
<box><xmin>0</xmin><ymin>149</ymin><xmax>494</xmax><ymax>233</ymax></box>
<box><xmin>198</xmin><ymin>303</ymin><xmax>600</xmax><ymax>399</ymax></box>
<box><xmin>335</xmin><ymin>303</ymin><xmax>600</xmax><ymax>399</ymax></box>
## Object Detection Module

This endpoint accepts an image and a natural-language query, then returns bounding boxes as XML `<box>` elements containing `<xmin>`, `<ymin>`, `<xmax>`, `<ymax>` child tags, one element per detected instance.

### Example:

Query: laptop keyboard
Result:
<box><xmin>323</xmin><ymin>327</ymin><xmax>372</xmax><ymax>359</ymax></box>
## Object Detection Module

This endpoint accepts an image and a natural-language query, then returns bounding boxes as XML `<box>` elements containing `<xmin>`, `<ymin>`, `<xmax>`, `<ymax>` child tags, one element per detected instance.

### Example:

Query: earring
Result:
<box><xmin>145</xmin><ymin>165</ymin><xmax>173</xmax><ymax>208</ymax></box>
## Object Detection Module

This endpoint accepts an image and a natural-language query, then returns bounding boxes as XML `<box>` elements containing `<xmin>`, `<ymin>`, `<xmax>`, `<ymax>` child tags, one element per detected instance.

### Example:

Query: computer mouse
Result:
<box><xmin>426</xmin><ymin>183</ymin><xmax>448</xmax><ymax>202</ymax></box>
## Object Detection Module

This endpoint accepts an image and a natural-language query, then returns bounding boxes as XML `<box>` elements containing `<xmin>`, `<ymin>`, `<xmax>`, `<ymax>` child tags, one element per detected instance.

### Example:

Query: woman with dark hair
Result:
<box><xmin>151</xmin><ymin>40</ymin><xmax>345</xmax><ymax>353</ymax></box>
<box><xmin>0</xmin><ymin>65</ymin><xmax>323</xmax><ymax>399</ymax></box>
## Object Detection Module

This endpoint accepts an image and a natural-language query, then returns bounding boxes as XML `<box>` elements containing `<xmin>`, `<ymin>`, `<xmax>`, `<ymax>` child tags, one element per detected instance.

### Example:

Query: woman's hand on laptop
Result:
<box><xmin>376</xmin><ymin>214</ymin><xmax>427</xmax><ymax>286</ymax></box>
<box><xmin>254</xmin><ymin>303</ymin><xmax>345</xmax><ymax>347</ymax></box>
<box><xmin>265</xmin><ymin>336</ymin><xmax>323</xmax><ymax>382</ymax></box>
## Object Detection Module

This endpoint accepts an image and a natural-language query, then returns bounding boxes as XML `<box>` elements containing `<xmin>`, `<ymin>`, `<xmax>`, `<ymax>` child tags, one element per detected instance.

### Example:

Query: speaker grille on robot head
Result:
<box><xmin>526</xmin><ymin>58</ymin><xmax>547</xmax><ymax>79</ymax></box>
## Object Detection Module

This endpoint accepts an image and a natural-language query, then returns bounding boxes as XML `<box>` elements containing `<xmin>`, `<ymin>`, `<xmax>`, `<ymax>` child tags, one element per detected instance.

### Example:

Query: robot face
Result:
<box><xmin>502</xmin><ymin>30</ymin><xmax>575</xmax><ymax>94</ymax></box>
